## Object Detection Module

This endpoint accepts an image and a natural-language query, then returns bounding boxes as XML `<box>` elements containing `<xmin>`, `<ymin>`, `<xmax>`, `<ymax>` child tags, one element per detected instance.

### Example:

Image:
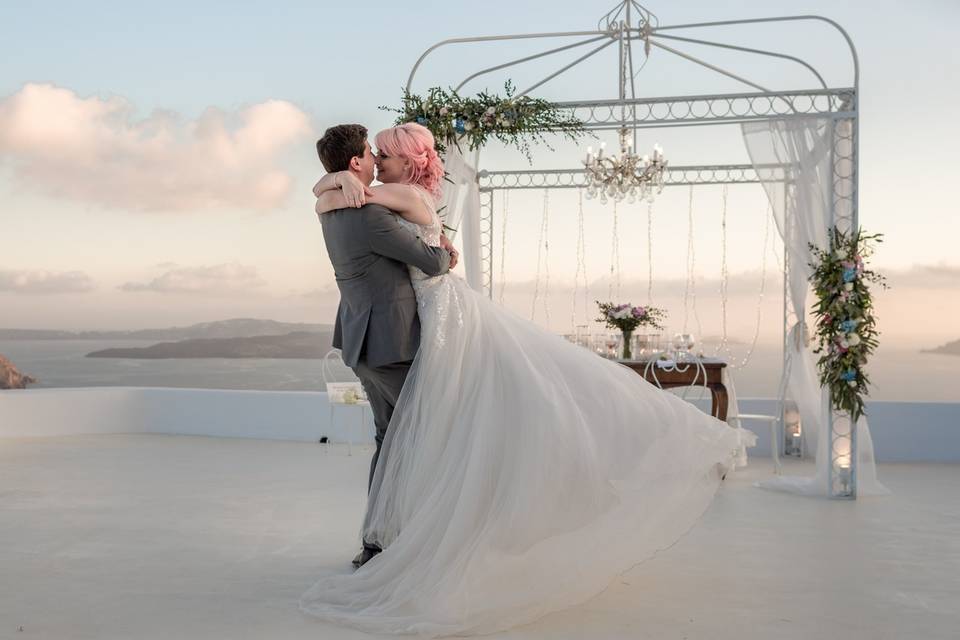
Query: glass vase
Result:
<box><xmin>620</xmin><ymin>329</ymin><xmax>634</xmax><ymax>360</ymax></box>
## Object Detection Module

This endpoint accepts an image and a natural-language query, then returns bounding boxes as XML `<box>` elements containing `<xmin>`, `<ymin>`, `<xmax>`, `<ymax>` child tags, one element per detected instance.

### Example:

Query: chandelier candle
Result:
<box><xmin>584</xmin><ymin>128</ymin><xmax>667</xmax><ymax>204</ymax></box>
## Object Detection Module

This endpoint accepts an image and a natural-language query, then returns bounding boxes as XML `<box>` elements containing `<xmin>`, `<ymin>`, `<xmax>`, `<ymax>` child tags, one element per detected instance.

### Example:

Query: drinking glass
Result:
<box><xmin>604</xmin><ymin>333</ymin><xmax>619</xmax><ymax>359</ymax></box>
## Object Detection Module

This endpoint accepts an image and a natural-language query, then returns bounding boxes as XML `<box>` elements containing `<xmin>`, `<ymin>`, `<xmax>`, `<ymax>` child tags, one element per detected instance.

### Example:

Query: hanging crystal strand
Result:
<box><xmin>530</xmin><ymin>190</ymin><xmax>549</xmax><ymax>322</ymax></box>
<box><xmin>498</xmin><ymin>190</ymin><xmax>509</xmax><ymax>305</ymax></box>
<box><xmin>682</xmin><ymin>186</ymin><xmax>692</xmax><ymax>332</ymax></box>
<box><xmin>646</xmin><ymin>200</ymin><xmax>654</xmax><ymax>303</ymax></box>
<box><xmin>735</xmin><ymin>203</ymin><xmax>773</xmax><ymax>369</ymax></box>
<box><xmin>770</xmin><ymin>205</ymin><xmax>784</xmax><ymax>274</ymax></box>
<box><xmin>581</xmin><ymin>192</ymin><xmax>590</xmax><ymax>324</ymax></box>
<box><xmin>684</xmin><ymin>185</ymin><xmax>703</xmax><ymax>340</ymax></box>
<box><xmin>571</xmin><ymin>190</ymin><xmax>589</xmax><ymax>330</ymax></box>
<box><xmin>715</xmin><ymin>184</ymin><xmax>730</xmax><ymax>358</ymax></box>
<box><xmin>609</xmin><ymin>200</ymin><xmax>621</xmax><ymax>300</ymax></box>
<box><xmin>542</xmin><ymin>189</ymin><xmax>551</xmax><ymax>325</ymax></box>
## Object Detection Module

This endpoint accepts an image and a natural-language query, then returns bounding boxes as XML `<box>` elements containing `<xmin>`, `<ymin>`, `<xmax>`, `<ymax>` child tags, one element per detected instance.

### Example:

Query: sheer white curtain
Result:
<box><xmin>439</xmin><ymin>143</ymin><xmax>483</xmax><ymax>291</ymax></box>
<box><xmin>742</xmin><ymin>117</ymin><xmax>887</xmax><ymax>497</ymax></box>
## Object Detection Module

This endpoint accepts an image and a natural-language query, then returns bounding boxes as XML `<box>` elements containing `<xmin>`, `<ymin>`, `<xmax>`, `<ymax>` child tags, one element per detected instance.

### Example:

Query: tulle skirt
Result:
<box><xmin>300</xmin><ymin>273</ymin><xmax>750</xmax><ymax>636</ymax></box>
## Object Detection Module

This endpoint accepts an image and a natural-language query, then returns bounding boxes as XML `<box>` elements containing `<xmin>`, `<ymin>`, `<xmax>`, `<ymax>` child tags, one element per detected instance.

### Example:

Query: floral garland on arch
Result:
<box><xmin>381</xmin><ymin>80</ymin><xmax>586</xmax><ymax>161</ymax></box>
<box><xmin>809</xmin><ymin>227</ymin><xmax>888</xmax><ymax>421</ymax></box>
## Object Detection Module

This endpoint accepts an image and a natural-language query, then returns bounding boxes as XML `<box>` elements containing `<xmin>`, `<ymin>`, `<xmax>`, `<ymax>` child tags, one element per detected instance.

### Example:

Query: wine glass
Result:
<box><xmin>672</xmin><ymin>333</ymin><xmax>694</xmax><ymax>361</ymax></box>
<box><xmin>648</xmin><ymin>332</ymin><xmax>663</xmax><ymax>357</ymax></box>
<box><xmin>635</xmin><ymin>332</ymin><xmax>650</xmax><ymax>357</ymax></box>
<box><xmin>575</xmin><ymin>324</ymin><xmax>590</xmax><ymax>349</ymax></box>
<box><xmin>592</xmin><ymin>334</ymin><xmax>606</xmax><ymax>358</ymax></box>
<box><xmin>671</xmin><ymin>333</ymin><xmax>684</xmax><ymax>360</ymax></box>
<box><xmin>604</xmin><ymin>333</ymin><xmax>619</xmax><ymax>359</ymax></box>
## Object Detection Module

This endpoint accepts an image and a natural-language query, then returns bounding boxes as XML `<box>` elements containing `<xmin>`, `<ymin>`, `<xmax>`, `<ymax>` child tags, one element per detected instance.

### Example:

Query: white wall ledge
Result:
<box><xmin>1</xmin><ymin>387</ymin><xmax>957</xmax><ymax>462</ymax></box>
<box><xmin>0</xmin><ymin>387</ymin><xmax>373</xmax><ymax>444</ymax></box>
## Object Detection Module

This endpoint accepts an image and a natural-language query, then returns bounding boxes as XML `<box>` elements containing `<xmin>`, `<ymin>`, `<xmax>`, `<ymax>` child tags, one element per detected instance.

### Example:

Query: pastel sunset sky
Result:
<box><xmin>1</xmin><ymin>0</ymin><xmax>956</xmax><ymax>347</ymax></box>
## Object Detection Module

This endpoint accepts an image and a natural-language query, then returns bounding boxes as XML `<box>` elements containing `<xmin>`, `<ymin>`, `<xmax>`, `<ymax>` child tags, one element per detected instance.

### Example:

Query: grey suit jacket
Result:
<box><xmin>320</xmin><ymin>204</ymin><xmax>451</xmax><ymax>368</ymax></box>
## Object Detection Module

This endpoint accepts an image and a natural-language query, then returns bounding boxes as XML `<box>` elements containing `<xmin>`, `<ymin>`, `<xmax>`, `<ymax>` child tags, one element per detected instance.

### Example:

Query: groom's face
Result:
<box><xmin>352</xmin><ymin>141</ymin><xmax>376</xmax><ymax>187</ymax></box>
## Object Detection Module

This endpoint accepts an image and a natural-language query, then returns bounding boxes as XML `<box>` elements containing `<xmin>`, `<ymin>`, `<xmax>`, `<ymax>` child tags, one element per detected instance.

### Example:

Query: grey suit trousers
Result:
<box><xmin>352</xmin><ymin>358</ymin><xmax>413</xmax><ymax>495</ymax></box>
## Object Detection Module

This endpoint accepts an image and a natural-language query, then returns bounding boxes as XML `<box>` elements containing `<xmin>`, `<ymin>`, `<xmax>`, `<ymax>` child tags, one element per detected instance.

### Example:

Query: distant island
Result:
<box><xmin>0</xmin><ymin>318</ymin><xmax>332</xmax><ymax>341</ymax></box>
<box><xmin>86</xmin><ymin>331</ymin><xmax>335</xmax><ymax>359</ymax></box>
<box><xmin>921</xmin><ymin>339</ymin><xmax>960</xmax><ymax>356</ymax></box>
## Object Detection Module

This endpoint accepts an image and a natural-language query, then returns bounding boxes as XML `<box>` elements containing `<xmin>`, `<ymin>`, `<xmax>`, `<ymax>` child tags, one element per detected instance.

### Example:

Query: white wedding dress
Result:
<box><xmin>300</xmin><ymin>188</ymin><xmax>754</xmax><ymax>636</ymax></box>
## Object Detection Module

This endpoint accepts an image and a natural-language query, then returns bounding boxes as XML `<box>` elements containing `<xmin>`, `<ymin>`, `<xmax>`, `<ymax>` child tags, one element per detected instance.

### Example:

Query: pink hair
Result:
<box><xmin>374</xmin><ymin>123</ymin><xmax>445</xmax><ymax>200</ymax></box>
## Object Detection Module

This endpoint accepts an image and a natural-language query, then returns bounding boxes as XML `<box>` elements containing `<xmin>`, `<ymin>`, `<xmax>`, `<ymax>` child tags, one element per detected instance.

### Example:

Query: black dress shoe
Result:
<box><xmin>352</xmin><ymin>545</ymin><xmax>382</xmax><ymax>569</ymax></box>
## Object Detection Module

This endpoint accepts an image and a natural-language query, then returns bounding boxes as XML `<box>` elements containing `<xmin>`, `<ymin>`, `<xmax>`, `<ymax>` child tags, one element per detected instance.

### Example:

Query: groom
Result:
<box><xmin>315</xmin><ymin>124</ymin><xmax>456</xmax><ymax>568</ymax></box>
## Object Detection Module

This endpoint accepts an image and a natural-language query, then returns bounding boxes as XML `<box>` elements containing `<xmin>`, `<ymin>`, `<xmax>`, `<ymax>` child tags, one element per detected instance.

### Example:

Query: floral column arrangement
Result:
<box><xmin>809</xmin><ymin>228</ymin><xmax>887</xmax><ymax>497</ymax></box>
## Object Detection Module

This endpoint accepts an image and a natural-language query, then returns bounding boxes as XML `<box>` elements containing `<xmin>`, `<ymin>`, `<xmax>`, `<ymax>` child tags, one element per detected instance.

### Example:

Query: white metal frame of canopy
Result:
<box><xmin>405</xmin><ymin>1</ymin><xmax>862</xmax><ymax>498</ymax></box>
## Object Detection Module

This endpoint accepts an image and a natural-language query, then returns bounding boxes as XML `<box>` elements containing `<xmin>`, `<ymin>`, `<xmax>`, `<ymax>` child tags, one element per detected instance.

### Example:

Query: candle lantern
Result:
<box><xmin>829</xmin><ymin>410</ymin><xmax>856</xmax><ymax>499</ymax></box>
<box><xmin>783</xmin><ymin>401</ymin><xmax>803</xmax><ymax>458</ymax></box>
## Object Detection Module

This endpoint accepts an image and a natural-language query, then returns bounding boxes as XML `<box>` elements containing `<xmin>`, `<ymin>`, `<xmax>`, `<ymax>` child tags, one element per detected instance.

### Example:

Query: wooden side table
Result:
<box><xmin>618</xmin><ymin>357</ymin><xmax>729</xmax><ymax>421</ymax></box>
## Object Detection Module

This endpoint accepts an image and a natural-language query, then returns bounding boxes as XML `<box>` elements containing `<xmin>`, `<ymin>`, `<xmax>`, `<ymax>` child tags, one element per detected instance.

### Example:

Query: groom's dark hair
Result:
<box><xmin>317</xmin><ymin>124</ymin><xmax>368</xmax><ymax>173</ymax></box>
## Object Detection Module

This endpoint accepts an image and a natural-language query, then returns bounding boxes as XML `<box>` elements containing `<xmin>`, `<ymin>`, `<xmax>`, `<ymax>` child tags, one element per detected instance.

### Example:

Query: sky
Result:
<box><xmin>0</xmin><ymin>0</ymin><xmax>958</xmax><ymax>346</ymax></box>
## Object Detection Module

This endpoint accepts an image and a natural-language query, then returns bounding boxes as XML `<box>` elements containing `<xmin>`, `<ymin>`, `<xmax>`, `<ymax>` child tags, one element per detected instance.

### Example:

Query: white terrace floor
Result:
<box><xmin>2</xmin><ymin>433</ymin><xmax>958</xmax><ymax>640</ymax></box>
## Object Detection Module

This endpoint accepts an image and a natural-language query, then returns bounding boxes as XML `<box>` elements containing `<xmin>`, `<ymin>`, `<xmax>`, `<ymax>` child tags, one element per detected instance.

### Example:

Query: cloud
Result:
<box><xmin>120</xmin><ymin>263</ymin><xmax>266</xmax><ymax>294</ymax></box>
<box><xmin>0</xmin><ymin>269</ymin><xmax>96</xmax><ymax>294</ymax></box>
<box><xmin>0</xmin><ymin>83</ymin><xmax>313</xmax><ymax>212</ymax></box>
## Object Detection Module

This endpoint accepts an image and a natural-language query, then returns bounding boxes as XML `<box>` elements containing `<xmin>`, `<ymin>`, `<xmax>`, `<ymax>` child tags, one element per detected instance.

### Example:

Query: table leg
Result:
<box><xmin>708</xmin><ymin>382</ymin><xmax>729</xmax><ymax>422</ymax></box>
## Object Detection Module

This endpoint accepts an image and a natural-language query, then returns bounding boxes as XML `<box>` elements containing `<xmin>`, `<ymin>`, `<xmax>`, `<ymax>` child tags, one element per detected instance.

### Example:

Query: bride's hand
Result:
<box><xmin>338</xmin><ymin>171</ymin><xmax>373</xmax><ymax>208</ymax></box>
<box><xmin>439</xmin><ymin>234</ymin><xmax>459</xmax><ymax>269</ymax></box>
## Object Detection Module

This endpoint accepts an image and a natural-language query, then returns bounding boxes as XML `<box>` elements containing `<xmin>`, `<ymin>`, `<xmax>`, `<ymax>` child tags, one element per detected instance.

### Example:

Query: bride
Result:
<box><xmin>300</xmin><ymin>122</ymin><xmax>753</xmax><ymax>636</ymax></box>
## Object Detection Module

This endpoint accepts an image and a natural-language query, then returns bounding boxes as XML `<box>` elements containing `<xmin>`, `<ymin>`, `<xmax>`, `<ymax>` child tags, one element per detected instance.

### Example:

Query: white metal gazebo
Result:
<box><xmin>404</xmin><ymin>2</ymin><xmax>879</xmax><ymax>499</ymax></box>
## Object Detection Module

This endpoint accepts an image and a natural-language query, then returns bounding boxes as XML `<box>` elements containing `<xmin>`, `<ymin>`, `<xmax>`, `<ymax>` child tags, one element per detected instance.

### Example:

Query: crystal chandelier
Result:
<box><xmin>583</xmin><ymin>127</ymin><xmax>667</xmax><ymax>204</ymax></box>
<box><xmin>583</xmin><ymin>2</ymin><xmax>667</xmax><ymax>205</ymax></box>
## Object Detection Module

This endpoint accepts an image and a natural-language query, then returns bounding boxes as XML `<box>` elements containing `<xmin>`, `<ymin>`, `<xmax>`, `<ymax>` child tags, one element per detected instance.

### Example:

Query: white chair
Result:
<box><xmin>322</xmin><ymin>349</ymin><xmax>370</xmax><ymax>456</ymax></box>
<box><xmin>728</xmin><ymin>412</ymin><xmax>781</xmax><ymax>474</ymax></box>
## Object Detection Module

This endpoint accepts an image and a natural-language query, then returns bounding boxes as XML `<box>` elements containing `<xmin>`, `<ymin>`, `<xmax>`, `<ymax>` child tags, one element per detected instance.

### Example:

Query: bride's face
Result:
<box><xmin>375</xmin><ymin>149</ymin><xmax>408</xmax><ymax>184</ymax></box>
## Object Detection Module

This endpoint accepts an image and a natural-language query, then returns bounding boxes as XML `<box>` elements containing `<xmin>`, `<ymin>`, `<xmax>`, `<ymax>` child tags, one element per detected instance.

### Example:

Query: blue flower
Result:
<box><xmin>416</xmin><ymin>116</ymin><xmax>427</xmax><ymax>125</ymax></box>
<box><xmin>454</xmin><ymin>118</ymin><xmax>466</xmax><ymax>134</ymax></box>
<box><xmin>842</xmin><ymin>268</ymin><xmax>857</xmax><ymax>283</ymax></box>
<box><xmin>840</xmin><ymin>369</ymin><xmax>857</xmax><ymax>381</ymax></box>
<box><xmin>840</xmin><ymin>319</ymin><xmax>858</xmax><ymax>332</ymax></box>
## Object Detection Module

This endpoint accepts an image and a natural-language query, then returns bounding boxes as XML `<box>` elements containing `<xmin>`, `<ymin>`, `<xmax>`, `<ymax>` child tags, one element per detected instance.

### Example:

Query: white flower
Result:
<box><xmin>464</xmin><ymin>121</ymin><xmax>475</xmax><ymax>131</ymax></box>
<box><xmin>839</xmin><ymin>337</ymin><xmax>850</xmax><ymax>349</ymax></box>
<box><xmin>485</xmin><ymin>106</ymin><xmax>496</xmax><ymax>116</ymax></box>
<box><xmin>613</xmin><ymin>308</ymin><xmax>632</xmax><ymax>319</ymax></box>
<box><xmin>844</xmin><ymin>282</ymin><xmax>854</xmax><ymax>291</ymax></box>
<box><xmin>439</xmin><ymin>106</ymin><xmax>449</xmax><ymax>116</ymax></box>
<box><xmin>846</xmin><ymin>333</ymin><xmax>861</xmax><ymax>347</ymax></box>
<box><xmin>847</xmin><ymin>380</ymin><xmax>857</xmax><ymax>387</ymax></box>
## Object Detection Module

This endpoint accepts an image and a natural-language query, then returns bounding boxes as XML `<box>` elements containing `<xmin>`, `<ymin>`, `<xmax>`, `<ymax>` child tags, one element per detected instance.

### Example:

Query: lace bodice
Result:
<box><xmin>396</xmin><ymin>186</ymin><xmax>444</xmax><ymax>283</ymax></box>
<box><xmin>395</xmin><ymin>186</ymin><xmax>442</xmax><ymax>247</ymax></box>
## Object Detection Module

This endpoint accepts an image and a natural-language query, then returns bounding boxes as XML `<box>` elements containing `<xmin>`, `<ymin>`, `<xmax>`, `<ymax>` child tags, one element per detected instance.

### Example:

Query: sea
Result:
<box><xmin>1</xmin><ymin>338</ymin><xmax>958</xmax><ymax>403</ymax></box>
